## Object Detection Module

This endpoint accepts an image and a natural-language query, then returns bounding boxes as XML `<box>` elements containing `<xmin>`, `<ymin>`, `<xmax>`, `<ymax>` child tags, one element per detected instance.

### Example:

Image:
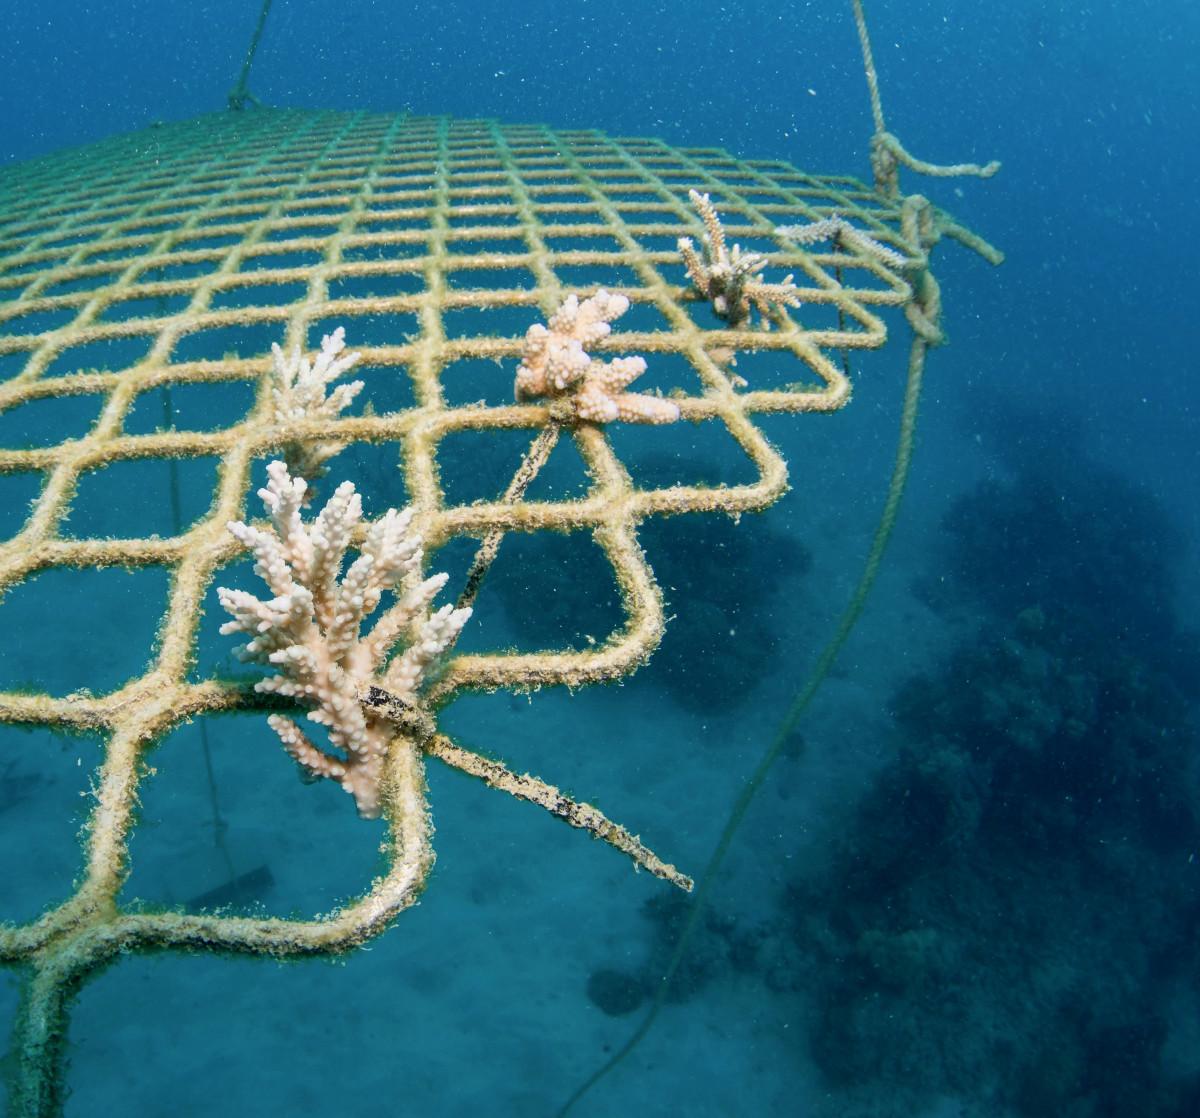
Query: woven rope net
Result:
<box><xmin>0</xmin><ymin>108</ymin><xmax>996</xmax><ymax>1113</ymax></box>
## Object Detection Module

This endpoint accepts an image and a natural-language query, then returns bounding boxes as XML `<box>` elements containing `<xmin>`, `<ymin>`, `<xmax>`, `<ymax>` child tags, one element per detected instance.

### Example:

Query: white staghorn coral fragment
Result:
<box><xmin>515</xmin><ymin>290</ymin><xmax>679</xmax><ymax>425</ymax></box>
<box><xmin>271</xmin><ymin>325</ymin><xmax>364</xmax><ymax>422</ymax></box>
<box><xmin>269</xmin><ymin>326</ymin><xmax>365</xmax><ymax>483</ymax></box>
<box><xmin>218</xmin><ymin>460</ymin><xmax>470</xmax><ymax>818</ymax></box>
<box><xmin>775</xmin><ymin>215</ymin><xmax>909</xmax><ymax>269</ymax></box>
<box><xmin>678</xmin><ymin>189</ymin><xmax>800</xmax><ymax>328</ymax></box>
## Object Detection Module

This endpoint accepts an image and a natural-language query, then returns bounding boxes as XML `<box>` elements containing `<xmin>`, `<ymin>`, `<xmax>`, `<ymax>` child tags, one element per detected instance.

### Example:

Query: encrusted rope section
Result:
<box><xmin>0</xmin><ymin>109</ymin><xmax>995</xmax><ymax>1115</ymax></box>
<box><xmin>424</xmin><ymin>734</ymin><xmax>693</xmax><ymax>890</ymax></box>
<box><xmin>228</xmin><ymin>0</ymin><xmax>275</xmax><ymax>111</ymax></box>
<box><xmin>851</xmin><ymin>0</ymin><xmax>1001</xmax><ymax>198</ymax></box>
<box><xmin>454</xmin><ymin>421</ymin><xmax>562</xmax><ymax>613</ymax></box>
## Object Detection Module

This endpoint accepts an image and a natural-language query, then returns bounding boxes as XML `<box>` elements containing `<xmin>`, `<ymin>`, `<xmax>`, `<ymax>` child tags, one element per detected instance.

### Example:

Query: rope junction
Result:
<box><xmin>0</xmin><ymin>106</ymin><xmax>999</xmax><ymax>1114</ymax></box>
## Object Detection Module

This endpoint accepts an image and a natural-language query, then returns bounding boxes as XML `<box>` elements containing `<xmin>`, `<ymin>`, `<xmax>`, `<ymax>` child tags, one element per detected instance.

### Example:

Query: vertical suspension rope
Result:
<box><xmin>851</xmin><ymin>0</ymin><xmax>1000</xmax><ymax>195</ymax></box>
<box><xmin>851</xmin><ymin>0</ymin><xmax>888</xmax><ymax>135</ymax></box>
<box><xmin>555</xmin><ymin>310</ymin><xmax>939</xmax><ymax>1117</ymax></box>
<box><xmin>228</xmin><ymin>0</ymin><xmax>275</xmax><ymax>111</ymax></box>
<box><xmin>555</xmin><ymin>5</ymin><xmax>979</xmax><ymax>1104</ymax></box>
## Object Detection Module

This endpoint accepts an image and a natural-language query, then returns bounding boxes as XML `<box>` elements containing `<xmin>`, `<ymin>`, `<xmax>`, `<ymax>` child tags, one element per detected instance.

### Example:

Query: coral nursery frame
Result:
<box><xmin>0</xmin><ymin>109</ymin><xmax>994</xmax><ymax>1113</ymax></box>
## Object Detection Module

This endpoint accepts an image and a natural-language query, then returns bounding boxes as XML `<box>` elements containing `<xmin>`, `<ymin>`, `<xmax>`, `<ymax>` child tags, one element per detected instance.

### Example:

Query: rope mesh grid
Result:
<box><xmin>0</xmin><ymin>108</ymin><xmax>981</xmax><ymax>1110</ymax></box>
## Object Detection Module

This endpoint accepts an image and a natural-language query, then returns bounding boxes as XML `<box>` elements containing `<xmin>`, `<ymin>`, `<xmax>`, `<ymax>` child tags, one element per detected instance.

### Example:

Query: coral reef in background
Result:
<box><xmin>679</xmin><ymin>190</ymin><xmax>800</xmax><ymax>328</ymax></box>
<box><xmin>515</xmin><ymin>290</ymin><xmax>679</xmax><ymax>424</ymax></box>
<box><xmin>773</xmin><ymin>437</ymin><xmax>1200</xmax><ymax>1117</ymax></box>
<box><xmin>926</xmin><ymin>396</ymin><xmax>1198</xmax><ymax>690</ymax></box>
<box><xmin>218</xmin><ymin>460</ymin><xmax>471</xmax><ymax>817</ymax></box>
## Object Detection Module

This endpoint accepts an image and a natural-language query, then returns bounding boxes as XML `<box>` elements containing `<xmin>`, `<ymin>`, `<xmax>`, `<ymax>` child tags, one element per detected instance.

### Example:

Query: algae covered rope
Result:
<box><xmin>850</xmin><ymin>0</ymin><xmax>1000</xmax><ymax>197</ymax></box>
<box><xmin>228</xmin><ymin>0</ymin><xmax>275</xmax><ymax>110</ymax></box>
<box><xmin>455</xmin><ymin>422</ymin><xmax>562</xmax><ymax>614</ymax></box>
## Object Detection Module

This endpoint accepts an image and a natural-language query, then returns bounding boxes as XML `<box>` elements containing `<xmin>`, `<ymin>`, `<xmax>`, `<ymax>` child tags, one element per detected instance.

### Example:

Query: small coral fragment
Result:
<box><xmin>515</xmin><ymin>290</ymin><xmax>679</xmax><ymax>424</ymax></box>
<box><xmin>775</xmin><ymin>214</ymin><xmax>909</xmax><ymax>269</ymax></box>
<box><xmin>269</xmin><ymin>326</ymin><xmax>364</xmax><ymax>483</ymax></box>
<box><xmin>678</xmin><ymin>189</ymin><xmax>799</xmax><ymax>328</ymax></box>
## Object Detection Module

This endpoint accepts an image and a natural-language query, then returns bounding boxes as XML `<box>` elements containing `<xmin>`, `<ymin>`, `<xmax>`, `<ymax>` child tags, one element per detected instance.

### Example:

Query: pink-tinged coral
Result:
<box><xmin>217</xmin><ymin>460</ymin><xmax>471</xmax><ymax>817</ymax></box>
<box><xmin>515</xmin><ymin>290</ymin><xmax>679</xmax><ymax>425</ymax></box>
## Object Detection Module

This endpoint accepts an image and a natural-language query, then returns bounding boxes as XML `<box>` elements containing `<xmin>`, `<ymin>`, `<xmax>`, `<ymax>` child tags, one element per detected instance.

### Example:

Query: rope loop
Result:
<box><xmin>874</xmin><ymin>130</ymin><xmax>1001</xmax><ymax>198</ymax></box>
<box><xmin>852</xmin><ymin>0</ymin><xmax>1000</xmax><ymax>199</ymax></box>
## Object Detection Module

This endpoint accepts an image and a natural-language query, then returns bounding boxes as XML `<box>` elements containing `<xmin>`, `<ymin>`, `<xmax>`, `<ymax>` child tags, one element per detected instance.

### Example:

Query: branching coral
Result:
<box><xmin>217</xmin><ymin>460</ymin><xmax>471</xmax><ymax>818</ymax></box>
<box><xmin>269</xmin><ymin>326</ymin><xmax>365</xmax><ymax>482</ymax></box>
<box><xmin>678</xmin><ymin>189</ymin><xmax>800</xmax><ymax>327</ymax></box>
<box><xmin>515</xmin><ymin>290</ymin><xmax>680</xmax><ymax>424</ymax></box>
<box><xmin>776</xmin><ymin>215</ymin><xmax>908</xmax><ymax>269</ymax></box>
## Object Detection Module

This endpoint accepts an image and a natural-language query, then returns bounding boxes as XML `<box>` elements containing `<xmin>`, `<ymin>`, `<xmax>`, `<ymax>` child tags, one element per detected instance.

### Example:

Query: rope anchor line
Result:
<box><xmin>228</xmin><ymin>0</ymin><xmax>275</xmax><ymax>111</ymax></box>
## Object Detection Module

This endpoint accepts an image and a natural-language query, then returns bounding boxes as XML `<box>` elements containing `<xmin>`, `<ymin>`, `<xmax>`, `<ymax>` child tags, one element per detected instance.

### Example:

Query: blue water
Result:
<box><xmin>1</xmin><ymin>2</ymin><xmax>1198</xmax><ymax>1116</ymax></box>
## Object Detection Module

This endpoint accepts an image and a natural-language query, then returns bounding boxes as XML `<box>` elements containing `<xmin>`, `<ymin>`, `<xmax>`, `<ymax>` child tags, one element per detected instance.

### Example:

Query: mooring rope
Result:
<box><xmin>228</xmin><ymin>0</ymin><xmax>275</xmax><ymax>111</ymax></box>
<box><xmin>557</xmin><ymin>5</ymin><xmax>997</xmax><ymax>1112</ymax></box>
<box><xmin>851</xmin><ymin>0</ymin><xmax>1000</xmax><ymax>197</ymax></box>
